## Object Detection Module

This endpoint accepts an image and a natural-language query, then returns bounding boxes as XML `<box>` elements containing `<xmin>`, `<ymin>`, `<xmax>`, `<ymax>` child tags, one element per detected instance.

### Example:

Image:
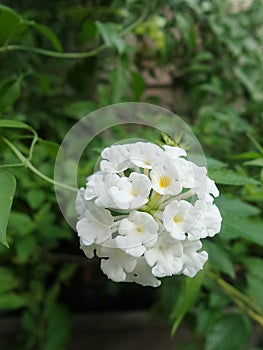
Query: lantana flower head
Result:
<box><xmin>76</xmin><ymin>141</ymin><xmax>222</xmax><ymax>287</ymax></box>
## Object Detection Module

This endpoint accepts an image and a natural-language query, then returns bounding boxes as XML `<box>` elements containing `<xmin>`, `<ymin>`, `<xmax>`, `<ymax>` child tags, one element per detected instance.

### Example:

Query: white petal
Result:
<box><xmin>163</xmin><ymin>145</ymin><xmax>187</xmax><ymax>159</ymax></box>
<box><xmin>80</xmin><ymin>239</ymin><xmax>97</xmax><ymax>258</ymax></box>
<box><xmin>99</xmin><ymin>245</ymin><xmax>137</xmax><ymax>282</ymax></box>
<box><xmin>181</xmin><ymin>239</ymin><xmax>208</xmax><ymax>277</ymax></box>
<box><xmin>145</xmin><ymin>233</ymin><xmax>183</xmax><ymax>277</ymax></box>
<box><xmin>125</xmin><ymin>257</ymin><xmax>161</xmax><ymax>287</ymax></box>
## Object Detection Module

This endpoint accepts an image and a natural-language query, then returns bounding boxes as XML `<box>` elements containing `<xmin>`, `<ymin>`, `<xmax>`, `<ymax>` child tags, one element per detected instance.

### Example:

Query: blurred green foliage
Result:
<box><xmin>0</xmin><ymin>0</ymin><xmax>263</xmax><ymax>349</ymax></box>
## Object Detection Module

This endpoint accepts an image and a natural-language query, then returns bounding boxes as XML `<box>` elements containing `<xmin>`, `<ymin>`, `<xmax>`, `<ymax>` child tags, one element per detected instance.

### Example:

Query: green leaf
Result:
<box><xmin>204</xmin><ymin>241</ymin><xmax>235</xmax><ymax>278</ymax></box>
<box><xmin>132</xmin><ymin>71</ymin><xmax>145</xmax><ymax>101</ymax></box>
<box><xmin>0</xmin><ymin>119</ymin><xmax>31</xmax><ymax>130</ymax></box>
<box><xmin>216</xmin><ymin>197</ymin><xmax>260</xmax><ymax>217</ymax></box>
<box><xmin>9</xmin><ymin>212</ymin><xmax>35</xmax><ymax>235</ymax></box>
<box><xmin>206</xmin><ymin>157</ymin><xmax>227</xmax><ymax>169</ymax></box>
<box><xmin>0</xmin><ymin>268</ymin><xmax>17</xmax><ymax>293</ymax></box>
<box><xmin>0</xmin><ymin>171</ymin><xmax>16</xmax><ymax>247</ymax></box>
<box><xmin>63</xmin><ymin>101</ymin><xmax>95</xmax><ymax>120</ymax></box>
<box><xmin>231</xmin><ymin>151</ymin><xmax>262</xmax><ymax>160</ymax></box>
<box><xmin>0</xmin><ymin>5</ymin><xmax>27</xmax><ymax>46</ymax></box>
<box><xmin>26</xmin><ymin>189</ymin><xmax>46</xmax><ymax>209</ymax></box>
<box><xmin>0</xmin><ymin>292</ymin><xmax>27</xmax><ymax>310</ymax></box>
<box><xmin>43</xmin><ymin>304</ymin><xmax>72</xmax><ymax>350</ymax></box>
<box><xmin>171</xmin><ymin>271</ymin><xmax>205</xmax><ymax>335</ymax></box>
<box><xmin>96</xmin><ymin>21</ymin><xmax>126</xmax><ymax>54</ymax></box>
<box><xmin>246</xmin><ymin>274</ymin><xmax>263</xmax><ymax>310</ymax></box>
<box><xmin>58</xmin><ymin>264</ymin><xmax>76</xmax><ymax>282</ymax></box>
<box><xmin>205</xmin><ymin>314</ymin><xmax>251</xmax><ymax>350</ymax></box>
<box><xmin>220</xmin><ymin>214</ymin><xmax>263</xmax><ymax>246</ymax></box>
<box><xmin>30</xmin><ymin>22</ymin><xmax>63</xmax><ymax>52</ymax></box>
<box><xmin>78</xmin><ymin>20</ymin><xmax>97</xmax><ymax>44</ymax></box>
<box><xmin>39</xmin><ymin>139</ymin><xmax>59</xmax><ymax>159</ymax></box>
<box><xmin>15</xmin><ymin>235</ymin><xmax>36</xmax><ymax>261</ymax></box>
<box><xmin>0</xmin><ymin>78</ymin><xmax>21</xmax><ymax>113</ymax></box>
<box><xmin>243</xmin><ymin>257</ymin><xmax>263</xmax><ymax>283</ymax></box>
<box><xmin>110</xmin><ymin>63</ymin><xmax>129</xmax><ymax>103</ymax></box>
<box><xmin>209</xmin><ymin>168</ymin><xmax>259</xmax><ymax>185</ymax></box>
<box><xmin>175</xmin><ymin>13</ymin><xmax>196</xmax><ymax>51</ymax></box>
<box><xmin>244</xmin><ymin>158</ymin><xmax>263</xmax><ymax>167</ymax></box>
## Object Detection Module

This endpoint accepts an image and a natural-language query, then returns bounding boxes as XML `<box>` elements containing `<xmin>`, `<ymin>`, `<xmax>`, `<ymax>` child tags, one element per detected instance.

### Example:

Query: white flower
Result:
<box><xmin>116</xmin><ymin>211</ymin><xmax>159</xmax><ymax>257</ymax></box>
<box><xmin>189</xmin><ymin>164</ymin><xmax>219</xmax><ymax>202</ymax></box>
<box><xmin>98</xmin><ymin>242</ymin><xmax>137</xmax><ymax>282</ymax></box>
<box><xmin>163</xmin><ymin>145</ymin><xmax>187</xmax><ymax>159</ymax></box>
<box><xmin>151</xmin><ymin>161</ymin><xmax>182</xmax><ymax>195</ymax></box>
<box><xmin>84</xmin><ymin>171</ymin><xmax>119</xmax><ymax>208</ymax></box>
<box><xmin>100</xmin><ymin>144</ymin><xmax>132</xmax><ymax>173</ymax></box>
<box><xmin>108</xmin><ymin>172</ymin><xmax>151</xmax><ymax>210</ymax></box>
<box><xmin>129</xmin><ymin>142</ymin><xmax>164</xmax><ymax>169</ymax></box>
<box><xmin>144</xmin><ymin>232</ymin><xmax>183</xmax><ymax>277</ymax></box>
<box><xmin>76</xmin><ymin>141</ymin><xmax>222</xmax><ymax>287</ymax></box>
<box><xmin>188</xmin><ymin>200</ymin><xmax>222</xmax><ymax>239</ymax></box>
<box><xmin>125</xmin><ymin>257</ymin><xmax>161</xmax><ymax>287</ymax></box>
<box><xmin>80</xmin><ymin>239</ymin><xmax>97</xmax><ymax>258</ymax></box>
<box><xmin>181</xmin><ymin>239</ymin><xmax>208</xmax><ymax>277</ymax></box>
<box><xmin>76</xmin><ymin>202</ymin><xmax>114</xmax><ymax>245</ymax></box>
<box><xmin>163</xmin><ymin>200</ymin><xmax>194</xmax><ymax>240</ymax></box>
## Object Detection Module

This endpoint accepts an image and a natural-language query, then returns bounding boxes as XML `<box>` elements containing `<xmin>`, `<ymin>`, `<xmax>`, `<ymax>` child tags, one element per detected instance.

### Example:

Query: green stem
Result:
<box><xmin>247</xmin><ymin>132</ymin><xmax>263</xmax><ymax>156</ymax></box>
<box><xmin>3</xmin><ymin>137</ymin><xmax>77</xmax><ymax>193</ymax></box>
<box><xmin>208</xmin><ymin>271</ymin><xmax>263</xmax><ymax>327</ymax></box>
<box><xmin>0</xmin><ymin>5</ymin><xmax>150</xmax><ymax>59</ymax></box>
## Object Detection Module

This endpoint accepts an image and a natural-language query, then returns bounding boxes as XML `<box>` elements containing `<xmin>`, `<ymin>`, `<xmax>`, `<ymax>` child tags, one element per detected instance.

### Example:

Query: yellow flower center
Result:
<box><xmin>173</xmin><ymin>215</ymin><xmax>183</xmax><ymax>223</ymax></box>
<box><xmin>159</xmin><ymin>175</ymin><xmax>171</xmax><ymax>188</ymax></box>
<box><xmin>135</xmin><ymin>226</ymin><xmax>144</xmax><ymax>234</ymax></box>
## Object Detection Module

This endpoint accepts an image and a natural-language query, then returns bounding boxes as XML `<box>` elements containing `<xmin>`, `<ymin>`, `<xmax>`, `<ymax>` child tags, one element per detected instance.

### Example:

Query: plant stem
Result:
<box><xmin>3</xmin><ymin>137</ymin><xmax>77</xmax><ymax>193</ymax></box>
<box><xmin>208</xmin><ymin>271</ymin><xmax>263</xmax><ymax>327</ymax></box>
<box><xmin>0</xmin><ymin>5</ymin><xmax>150</xmax><ymax>59</ymax></box>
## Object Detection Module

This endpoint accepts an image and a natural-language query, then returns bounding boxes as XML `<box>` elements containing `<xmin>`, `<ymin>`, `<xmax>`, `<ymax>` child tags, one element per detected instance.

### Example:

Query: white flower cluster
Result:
<box><xmin>76</xmin><ymin>142</ymin><xmax>222</xmax><ymax>287</ymax></box>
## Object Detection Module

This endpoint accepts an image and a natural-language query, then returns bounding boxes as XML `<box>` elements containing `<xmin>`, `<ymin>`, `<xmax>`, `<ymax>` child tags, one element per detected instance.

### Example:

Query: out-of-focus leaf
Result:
<box><xmin>110</xmin><ymin>62</ymin><xmax>129</xmax><ymax>103</ymax></box>
<box><xmin>26</xmin><ymin>190</ymin><xmax>46</xmax><ymax>209</ymax></box>
<box><xmin>209</xmin><ymin>168</ymin><xmax>259</xmax><ymax>185</ymax></box>
<box><xmin>205</xmin><ymin>314</ymin><xmax>251</xmax><ymax>350</ymax></box>
<box><xmin>246</xmin><ymin>274</ymin><xmax>263</xmax><ymax>311</ymax></box>
<box><xmin>0</xmin><ymin>293</ymin><xmax>27</xmax><ymax>310</ymax></box>
<box><xmin>15</xmin><ymin>235</ymin><xmax>36</xmax><ymax>261</ymax></box>
<box><xmin>39</xmin><ymin>140</ymin><xmax>59</xmax><ymax>159</ymax></box>
<box><xmin>132</xmin><ymin>71</ymin><xmax>145</xmax><ymax>101</ymax></box>
<box><xmin>0</xmin><ymin>119</ymin><xmax>31</xmax><ymax>130</ymax></box>
<box><xmin>30</xmin><ymin>22</ymin><xmax>63</xmax><ymax>52</ymax></box>
<box><xmin>204</xmin><ymin>241</ymin><xmax>235</xmax><ymax>278</ymax></box>
<box><xmin>216</xmin><ymin>197</ymin><xmax>260</xmax><ymax>217</ymax></box>
<box><xmin>78</xmin><ymin>20</ymin><xmax>97</xmax><ymax>44</ymax></box>
<box><xmin>171</xmin><ymin>271</ymin><xmax>205</xmax><ymax>335</ymax></box>
<box><xmin>244</xmin><ymin>158</ymin><xmax>263</xmax><ymax>167</ymax></box>
<box><xmin>175</xmin><ymin>13</ymin><xmax>196</xmax><ymax>51</ymax></box>
<box><xmin>0</xmin><ymin>268</ymin><xmax>17</xmax><ymax>293</ymax></box>
<box><xmin>220</xmin><ymin>214</ymin><xmax>263</xmax><ymax>246</ymax></box>
<box><xmin>243</xmin><ymin>257</ymin><xmax>263</xmax><ymax>310</ymax></box>
<box><xmin>96</xmin><ymin>21</ymin><xmax>126</xmax><ymax>54</ymax></box>
<box><xmin>43</xmin><ymin>304</ymin><xmax>72</xmax><ymax>350</ymax></box>
<box><xmin>0</xmin><ymin>171</ymin><xmax>16</xmax><ymax>247</ymax></box>
<box><xmin>0</xmin><ymin>5</ymin><xmax>27</xmax><ymax>45</ymax></box>
<box><xmin>9</xmin><ymin>212</ymin><xmax>35</xmax><ymax>235</ymax></box>
<box><xmin>0</xmin><ymin>78</ymin><xmax>21</xmax><ymax>113</ymax></box>
<box><xmin>63</xmin><ymin>101</ymin><xmax>95</xmax><ymax>120</ymax></box>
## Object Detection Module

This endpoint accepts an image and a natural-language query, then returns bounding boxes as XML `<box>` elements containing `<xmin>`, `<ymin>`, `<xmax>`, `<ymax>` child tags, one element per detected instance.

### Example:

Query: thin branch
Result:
<box><xmin>3</xmin><ymin>137</ymin><xmax>77</xmax><ymax>192</ymax></box>
<box><xmin>208</xmin><ymin>271</ymin><xmax>263</xmax><ymax>327</ymax></box>
<box><xmin>0</xmin><ymin>5</ymin><xmax>152</xmax><ymax>59</ymax></box>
